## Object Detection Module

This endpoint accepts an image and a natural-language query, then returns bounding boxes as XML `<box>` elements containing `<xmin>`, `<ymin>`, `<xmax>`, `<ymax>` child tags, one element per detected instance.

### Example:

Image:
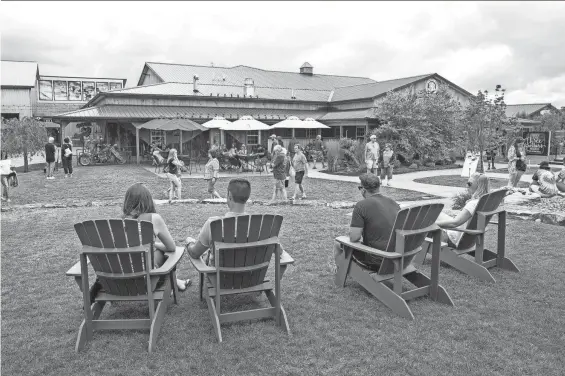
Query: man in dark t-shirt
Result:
<box><xmin>333</xmin><ymin>173</ymin><xmax>401</xmax><ymax>272</ymax></box>
<box><xmin>45</xmin><ymin>137</ymin><xmax>56</xmax><ymax>179</ymax></box>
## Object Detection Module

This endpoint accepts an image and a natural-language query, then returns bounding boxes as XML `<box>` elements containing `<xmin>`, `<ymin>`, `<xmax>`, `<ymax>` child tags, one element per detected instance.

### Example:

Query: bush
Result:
<box><xmin>396</xmin><ymin>153</ymin><xmax>407</xmax><ymax>165</ymax></box>
<box><xmin>452</xmin><ymin>190</ymin><xmax>472</xmax><ymax>210</ymax></box>
<box><xmin>393</xmin><ymin>160</ymin><xmax>401</xmax><ymax>168</ymax></box>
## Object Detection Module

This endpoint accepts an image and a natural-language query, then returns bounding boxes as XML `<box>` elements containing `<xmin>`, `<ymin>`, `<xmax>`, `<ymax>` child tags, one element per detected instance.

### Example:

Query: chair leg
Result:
<box><xmin>75</xmin><ymin>301</ymin><xmax>105</xmax><ymax>352</ymax></box>
<box><xmin>404</xmin><ymin>271</ymin><xmax>454</xmax><ymax>306</ymax></box>
<box><xmin>199</xmin><ymin>273</ymin><xmax>204</xmax><ymax>301</ymax></box>
<box><xmin>334</xmin><ymin>245</ymin><xmax>352</xmax><ymax>288</ymax></box>
<box><xmin>170</xmin><ymin>270</ymin><xmax>179</xmax><ymax>305</ymax></box>
<box><xmin>206</xmin><ymin>296</ymin><xmax>222</xmax><ymax>343</ymax></box>
<box><xmin>483</xmin><ymin>249</ymin><xmax>520</xmax><ymax>273</ymax></box>
<box><xmin>441</xmin><ymin>248</ymin><xmax>496</xmax><ymax>283</ymax></box>
<box><xmin>265</xmin><ymin>290</ymin><xmax>291</xmax><ymax>335</ymax></box>
<box><xmin>148</xmin><ymin>282</ymin><xmax>172</xmax><ymax>353</ymax></box>
<box><xmin>413</xmin><ymin>241</ymin><xmax>430</xmax><ymax>265</ymax></box>
<box><xmin>349</xmin><ymin>261</ymin><xmax>414</xmax><ymax>320</ymax></box>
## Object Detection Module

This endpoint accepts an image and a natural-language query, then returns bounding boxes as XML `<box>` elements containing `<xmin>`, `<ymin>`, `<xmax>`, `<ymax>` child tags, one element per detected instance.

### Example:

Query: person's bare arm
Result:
<box><xmin>153</xmin><ymin>214</ymin><xmax>177</xmax><ymax>252</ymax></box>
<box><xmin>436</xmin><ymin>209</ymin><xmax>472</xmax><ymax>228</ymax></box>
<box><xmin>349</xmin><ymin>227</ymin><xmax>363</xmax><ymax>243</ymax></box>
<box><xmin>185</xmin><ymin>237</ymin><xmax>208</xmax><ymax>259</ymax></box>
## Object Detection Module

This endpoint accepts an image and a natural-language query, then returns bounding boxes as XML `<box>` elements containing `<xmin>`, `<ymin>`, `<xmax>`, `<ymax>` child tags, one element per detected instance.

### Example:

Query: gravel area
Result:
<box><xmin>519</xmin><ymin>195</ymin><xmax>565</xmax><ymax>213</ymax></box>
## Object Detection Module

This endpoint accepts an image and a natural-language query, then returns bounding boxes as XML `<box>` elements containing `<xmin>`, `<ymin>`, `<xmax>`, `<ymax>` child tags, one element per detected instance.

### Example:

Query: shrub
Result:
<box><xmin>393</xmin><ymin>160</ymin><xmax>401</xmax><ymax>168</ymax></box>
<box><xmin>452</xmin><ymin>190</ymin><xmax>472</xmax><ymax>210</ymax></box>
<box><xmin>396</xmin><ymin>153</ymin><xmax>407</xmax><ymax>165</ymax></box>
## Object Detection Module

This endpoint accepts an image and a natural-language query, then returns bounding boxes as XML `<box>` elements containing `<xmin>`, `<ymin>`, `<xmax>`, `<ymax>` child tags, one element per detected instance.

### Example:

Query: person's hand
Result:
<box><xmin>185</xmin><ymin>236</ymin><xmax>196</xmax><ymax>247</ymax></box>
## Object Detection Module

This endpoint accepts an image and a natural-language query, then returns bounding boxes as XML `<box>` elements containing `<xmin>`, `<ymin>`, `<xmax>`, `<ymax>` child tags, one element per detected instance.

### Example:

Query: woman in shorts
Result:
<box><xmin>204</xmin><ymin>149</ymin><xmax>222</xmax><ymax>199</ymax></box>
<box><xmin>291</xmin><ymin>144</ymin><xmax>308</xmax><ymax>200</ymax></box>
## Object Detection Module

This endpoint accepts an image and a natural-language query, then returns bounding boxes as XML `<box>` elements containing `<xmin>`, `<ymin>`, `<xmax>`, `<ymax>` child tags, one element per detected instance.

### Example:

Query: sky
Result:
<box><xmin>1</xmin><ymin>1</ymin><xmax>564</xmax><ymax>107</ymax></box>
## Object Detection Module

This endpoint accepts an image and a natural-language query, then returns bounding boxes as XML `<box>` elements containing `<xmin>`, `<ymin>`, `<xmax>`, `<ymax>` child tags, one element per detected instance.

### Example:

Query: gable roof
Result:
<box><xmin>1</xmin><ymin>60</ymin><xmax>39</xmax><ymax>87</ymax></box>
<box><xmin>139</xmin><ymin>62</ymin><xmax>376</xmax><ymax>90</ymax></box>
<box><xmin>94</xmin><ymin>81</ymin><xmax>332</xmax><ymax>102</ymax></box>
<box><xmin>505</xmin><ymin>103</ymin><xmax>555</xmax><ymax>118</ymax></box>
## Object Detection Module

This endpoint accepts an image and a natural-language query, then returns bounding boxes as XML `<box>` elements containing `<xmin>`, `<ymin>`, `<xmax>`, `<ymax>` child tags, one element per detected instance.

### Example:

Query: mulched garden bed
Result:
<box><xmin>321</xmin><ymin>164</ymin><xmax>462</xmax><ymax>177</ymax></box>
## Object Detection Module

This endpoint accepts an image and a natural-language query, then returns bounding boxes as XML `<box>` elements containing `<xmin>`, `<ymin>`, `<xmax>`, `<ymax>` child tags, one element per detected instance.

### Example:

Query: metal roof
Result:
<box><xmin>1</xmin><ymin>61</ymin><xmax>39</xmax><ymax>87</ymax></box>
<box><xmin>52</xmin><ymin>105</ymin><xmax>327</xmax><ymax>121</ymax></box>
<box><xmin>106</xmin><ymin>82</ymin><xmax>331</xmax><ymax>102</ymax></box>
<box><xmin>319</xmin><ymin>109</ymin><xmax>377</xmax><ymax>121</ymax></box>
<box><xmin>331</xmin><ymin>74</ymin><xmax>433</xmax><ymax>102</ymax></box>
<box><xmin>142</xmin><ymin>62</ymin><xmax>376</xmax><ymax>91</ymax></box>
<box><xmin>505</xmin><ymin>103</ymin><xmax>553</xmax><ymax>118</ymax></box>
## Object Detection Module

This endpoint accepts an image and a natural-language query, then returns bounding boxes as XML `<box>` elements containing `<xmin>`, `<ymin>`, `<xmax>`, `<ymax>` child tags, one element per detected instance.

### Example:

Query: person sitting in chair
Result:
<box><xmin>333</xmin><ymin>173</ymin><xmax>401</xmax><ymax>273</ymax></box>
<box><xmin>435</xmin><ymin>173</ymin><xmax>490</xmax><ymax>247</ymax></box>
<box><xmin>185</xmin><ymin>179</ymin><xmax>252</xmax><ymax>262</ymax></box>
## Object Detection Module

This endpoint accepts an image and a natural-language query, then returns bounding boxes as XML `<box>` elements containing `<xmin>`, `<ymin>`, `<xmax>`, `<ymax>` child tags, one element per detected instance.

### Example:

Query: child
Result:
<box><xmin>284</xmin><ymin>148</ymin><xmax>291</xmax><ymax>190</ymax></box>
<box><xmin>204</xmin><ymin>149</ymin><xmax>222</xmax><ymax>199</ymax></box>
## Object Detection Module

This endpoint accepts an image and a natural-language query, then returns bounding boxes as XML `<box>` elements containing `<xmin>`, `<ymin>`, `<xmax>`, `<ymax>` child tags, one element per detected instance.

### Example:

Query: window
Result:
<box><xmin>295</xmin><ymin>129</ymin><xmax>306</xmax><ymax>138</ymax></box>
<box><xmin>247</xmin><ymin>130</ymin><xmax>259</xmax><ymax>145</ymax></box>
<box><xmin>151</xmin><ymin>130</ymin><xmax>165</xmax><ymax>146</ymax></box>
<box><xmin>356</xmin><ymin>126</ymin><xmax>366</xmax><ymax>140</ymax></box>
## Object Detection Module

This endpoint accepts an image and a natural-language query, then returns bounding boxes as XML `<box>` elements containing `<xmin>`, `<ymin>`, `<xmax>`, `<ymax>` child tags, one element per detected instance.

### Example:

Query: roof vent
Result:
<box><xmin>243</xmin><ymin>78</ymin><xmax>255</xmax><ymax>97</ymax></box>
<box><xmin>300</xmin><ymin>62</ymin><xmax>313</xmax><ymax>75</ymax></box>
<box><xmin>291</xmin><ymin>89</ymin><xmax>296</xmax><ymax>99</ymax></box>
<box><xmin>193</xmin><ymin>74</ymin><xmax>199</xmax><ymax>93</ymax></box>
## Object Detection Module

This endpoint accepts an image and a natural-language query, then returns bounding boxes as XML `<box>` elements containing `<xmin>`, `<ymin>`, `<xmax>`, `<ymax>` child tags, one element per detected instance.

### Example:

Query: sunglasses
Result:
<box><xmin>466</xmin><ymin>181</ymin><xmax>472</xmax><ymax>187</ymax></box>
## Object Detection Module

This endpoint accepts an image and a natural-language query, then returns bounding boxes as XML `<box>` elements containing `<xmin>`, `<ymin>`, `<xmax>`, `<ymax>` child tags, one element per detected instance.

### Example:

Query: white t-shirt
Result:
<box><xmin>446</xmin><ymin>198</ymin><xmax>479</xmax><ymax>247</ymax></box>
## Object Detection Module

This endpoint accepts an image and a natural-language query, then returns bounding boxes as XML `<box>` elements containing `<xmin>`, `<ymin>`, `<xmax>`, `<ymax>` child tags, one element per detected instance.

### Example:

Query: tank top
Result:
<box><xmin>168</xmin><ymin>159</ymin><xmax>178</xmax><ymax>175</ymax></box>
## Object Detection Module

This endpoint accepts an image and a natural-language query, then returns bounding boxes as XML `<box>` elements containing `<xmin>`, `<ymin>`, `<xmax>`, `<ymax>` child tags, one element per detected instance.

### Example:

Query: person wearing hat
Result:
<box><xmin>529</xmin><ymin>161</ymin><xmax>564</xmax><ymax>198</ymax></box>
<box><xmin>45</xmin><ymin>137</ymin><xmax>56</xmax><ymax>180</ymax></box>
<box><xmin>365</xmin><ymin>134</ymin><xmax>380</xmax><ymax>175</ymax></box>
<box><xmin>269</xmin><ymin>134</ymin><xmax>279</xmax><ymax>154</ymax></box>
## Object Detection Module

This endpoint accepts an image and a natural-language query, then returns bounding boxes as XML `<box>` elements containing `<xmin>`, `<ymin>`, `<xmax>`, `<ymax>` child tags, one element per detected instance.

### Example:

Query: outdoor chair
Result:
<box><xmin>414</xmin><ymin>189</ymin><xmax>519</xmax><ymax>283</ymax></box>
<box><xmin>66</xmin><ymin>219</ymin><xmax>184</xmax><ymax>352</ymax></box>
<box><xmin>335</xmin><ymin>203</ymin><xmax>454</xmax><ymax>320</ymax></box>
<box><xmin>152</xmin><ymin>154</ymin><xmax>166</xmax><ymax>173</ymax></box>
<box><xmin>190</xmin><ymin>214</ymin><xmax>295</xmax><ymax>342</ymax></box>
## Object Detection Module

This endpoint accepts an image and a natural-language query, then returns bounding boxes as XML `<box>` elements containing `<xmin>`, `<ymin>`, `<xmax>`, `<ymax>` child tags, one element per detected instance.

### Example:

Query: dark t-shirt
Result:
<box><xmin>272</xmin><ymin>154</ymin><xmax>286</xmax><ymax>180</ymax></box>
<box><xmin>313</xmin><ymin>139</ymin><xmax>323</xmax><ymax>151</ymax></box>
<box><xmin>350</xmin><ymin>194</ymin><xmax>401</xmax><ymax>251</ymax></box>
<box><xmin>45</xmin><ymin>143</ymin><xmax>56</xmax><ymax>162</ymax></box>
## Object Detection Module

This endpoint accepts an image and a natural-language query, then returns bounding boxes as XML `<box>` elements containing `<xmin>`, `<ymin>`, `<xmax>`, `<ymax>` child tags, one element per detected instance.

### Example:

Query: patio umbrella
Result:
<box><xmin>272</xmin><ymin>116</ymin><xmax>304</xmax><ymax>129</ymax></box>
<box><xmin>302</xmin><ymin>118</ymin><xmax>330</xmax><ymax>129</ymax></box>
<box><xmin>202</xmin><ymin>116</ymin><xmax>232</xmax><ymax>129</ymax></box>
<box><xmin>221</xmin><ymin>115</ymin><xmax>271</xmax><ymax>131</ymax></box>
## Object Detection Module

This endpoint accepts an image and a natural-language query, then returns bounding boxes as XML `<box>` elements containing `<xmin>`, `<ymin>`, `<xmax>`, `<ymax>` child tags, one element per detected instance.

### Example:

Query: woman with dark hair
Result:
<box><xmin>122</xmin><ymin>183</ymin><xmax>191</xmax><ymax>291</ymax></box>
<box><xmin>507</xmin><ymin>137</ymin><xmax>526</xmax><ymax>188</ymax></box>
<box><xmin>61</xmin><ymin>137</ymin><xmax>73</xmax><ymax>178</ymax></box>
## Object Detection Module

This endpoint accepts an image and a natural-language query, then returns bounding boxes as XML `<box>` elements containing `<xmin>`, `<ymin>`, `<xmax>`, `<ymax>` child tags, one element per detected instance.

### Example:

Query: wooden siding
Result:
<box><xmin>331</xmin><ymin>100</ymin><xmax>374</xmax><ymax>111</ymax></box>
<box><xmin>1</xmin><ymin>87</ymin><xmax>33</xmax><ymax>117</ymax></box>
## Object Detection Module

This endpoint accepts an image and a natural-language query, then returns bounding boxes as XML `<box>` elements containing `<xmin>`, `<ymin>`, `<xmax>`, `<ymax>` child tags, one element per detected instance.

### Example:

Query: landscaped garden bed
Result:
<box><xmin>321</xmin><ymin>163</ymin><xmax>462</xmax><ymax>177</ymax></box>
<box><xmin>413</xmin><ymin>175</ymin><xmax>530</xmax><ymax>189</ymax></box>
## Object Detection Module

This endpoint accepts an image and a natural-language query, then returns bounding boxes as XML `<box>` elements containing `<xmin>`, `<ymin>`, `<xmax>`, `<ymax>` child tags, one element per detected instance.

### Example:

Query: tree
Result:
<box><xmin>373</xmin><ymin>86</ymin><xmax>463</xmax><ymax>163</ymax></box>
<box><xmin>462</xmin><ymin>86</ymin><xmax>508</xmax><ymax>172</ymax></box>
<box><xmin>1</xmin><ymin>117</ymin><xmax>49</xmax><ymax>172</ymax></box>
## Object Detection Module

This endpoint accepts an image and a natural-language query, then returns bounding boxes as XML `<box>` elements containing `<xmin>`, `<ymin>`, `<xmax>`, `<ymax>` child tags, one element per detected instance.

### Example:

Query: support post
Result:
<box><xmin>136</xmin><ymin>127</ymin><xmax>140</xmax><ymax>165</ymax></box>
<box><xmin>179</xmin><ymin>130</ymin><xmax>183</xmax><ymax>155</ymax></box>
<box><xmin>339</xmin><ymin>125</ymin><xmax>343</xmax><ymax>139</ymax></box>
<box><xmin>291</xmin><ymin>128</ymin><xmax>295</xmax><ymax>139</ymax></box>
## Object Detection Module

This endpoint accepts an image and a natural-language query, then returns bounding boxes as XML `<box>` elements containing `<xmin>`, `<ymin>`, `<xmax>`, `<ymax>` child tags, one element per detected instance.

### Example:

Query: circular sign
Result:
<box><xmin>426</xmin><ymin>79</ymin><xmax>438</xmax><ymax>93</ymax></box>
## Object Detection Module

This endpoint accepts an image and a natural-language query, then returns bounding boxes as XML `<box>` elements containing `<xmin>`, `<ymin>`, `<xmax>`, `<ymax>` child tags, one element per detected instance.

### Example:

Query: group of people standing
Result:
<box><xmin>44</xmin><ymin>136</ymin><xmax>74</xmax><ymax>179</ymax></box>
<box><xmin>270</xmin><ymin>143</ymin><xmax>308</xmax><ymax>202</ymax></box>
<box><xmin>364</xmin><ymin>135</ymin><xmax>395</xmax><ymax>185</ymax></box>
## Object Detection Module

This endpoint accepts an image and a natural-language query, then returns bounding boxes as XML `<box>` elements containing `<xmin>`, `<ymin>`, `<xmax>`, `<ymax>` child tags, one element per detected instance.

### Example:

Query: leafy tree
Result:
<box><xmin>373</xmin><ymin>86</ymin><xmax>463</xmax><ymax>163</ymax></box>
<box><xmin>1</xmin><ymin>117</ymin><xmax>49</xmax><ymax>172</ymax></box>
<box><xmin>537</xmin><ymin>112</ymin><xmax>565</xmax><ymax>156</ymax></box>
<box><xmin>462</xmin><ymin>86</ymin><xmax>509</xmax><ymax>172</ymax></box>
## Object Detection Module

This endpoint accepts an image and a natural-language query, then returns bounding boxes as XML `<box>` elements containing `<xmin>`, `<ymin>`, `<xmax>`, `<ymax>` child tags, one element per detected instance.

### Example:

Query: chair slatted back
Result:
<box><xmin>210</xmin><ymin>214</ymin><xmax>283</xmax><ymax>290</ymax></box>
<box><xmin>378</xmin><ymin>203</ymin><xmax>444</xmax><ymax>275</ymax></box>
<box><xmin>456</xmin><ymin>189</ymin><xmax>506</xmax><ymax>250</ymax></box>
<box><xmin>74</xmin><ymin>219</ymin><xmax>154</xmax><ymax>296</ymax></box>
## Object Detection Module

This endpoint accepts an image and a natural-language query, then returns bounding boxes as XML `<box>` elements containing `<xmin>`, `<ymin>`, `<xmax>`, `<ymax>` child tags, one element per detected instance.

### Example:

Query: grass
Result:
<box><xmin>2</xmin><ymin>204</ymin><xmax>565</xmax><ymax>375</ymax></box>
<box><xmin>6</xmin><ymin>164</ymin><xmax>439</xmax><ymax>206</ymax></box>
<box><xmin>413</xmin><ymin>175</ymin><xmax>530</xmax><ymax>190</ymax></box>
<box><xmin>321</xmin><ymin>163</ymin><xmax>462</xmax><ymax>177</ymax></box>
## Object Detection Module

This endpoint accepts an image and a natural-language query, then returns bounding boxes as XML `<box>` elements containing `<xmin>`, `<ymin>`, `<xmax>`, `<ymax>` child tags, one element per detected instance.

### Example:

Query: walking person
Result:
<box><xmin>45</xmin><ymin>137</ymin><xmax>56</xmax><ymax>180</ymax></box>
<box><xmin>291</xmin><ymin>144</ymin><xmax>308</xmax><ymax>200</ymax></box>
<box><xmin>311</xmin><ymin>135</ymin><xmax>325</xmax><ymax>170</ymax></box>
<box><xmin>487</xmin><ymin>147</ymin><xmax>497</xmax><ymax>170</ymax></box>
<box><xmin>270</xmin><ymin>145</ymin><xmax>288</xmax><ymax>202</ymax></box>
<box><xmin>204</xmin><ymin>149</ymin><xmax>222</xmax><ymax>199</ymax></box>
<box><xmin>507</xmin><ymin>137</ymin><xmax>526</xmax><ymax>188</ymax></box>
<box><xmin>61</xmin><ymin>137</ymin><xmax>73</xmax><ymax>178</ymax></box>
<box><xmin>166</xmin><ymin>148</ymin><xmax>182</xmax><ymax>202</ymax></box>
<box><xmin>1</xmin><ymin>159</ymin><xmax>17</xmax><ymax>203</ymax></box>
<box><xmin>365</xmin><ymin>135</ymin><xmax>380</xmax><ymax>174</ymax></box>
<box><xmin>380</xmin><ymin>143</ymin><xmax>395</xmax><ymax>186</ymax></box>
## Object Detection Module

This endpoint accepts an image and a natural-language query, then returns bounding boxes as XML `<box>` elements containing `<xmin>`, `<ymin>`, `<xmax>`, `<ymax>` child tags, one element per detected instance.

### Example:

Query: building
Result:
<box><xmin>1</xmin><ymin>60</ymin><xmax>127</xmax><ymax>143</ymax></box>
<box><xmin>505</xmin><ymin>103</ymin><xmax>560</xmax><ymax>131</ymax></box>
<box><xmin>50</xmin><ymin>61</ymin><xmax>475</xmax><ymax>157</ymax></box>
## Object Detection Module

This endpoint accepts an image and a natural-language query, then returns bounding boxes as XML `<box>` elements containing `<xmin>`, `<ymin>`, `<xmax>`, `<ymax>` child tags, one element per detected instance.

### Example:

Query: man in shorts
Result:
<box><xmin>365</xmin><ymin>135</ymin><xmax>380</xmax><ymax>174</ymax></box>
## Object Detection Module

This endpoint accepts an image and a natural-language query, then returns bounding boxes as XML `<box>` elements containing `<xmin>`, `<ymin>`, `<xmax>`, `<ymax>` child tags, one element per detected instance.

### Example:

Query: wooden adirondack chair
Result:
<box><xmin>335</xmin><ymin>203</ymin><xmax>453</xmax><ymax>320</ymax></box>
<box><xmin>190</xmin><ymin>214</ymin><xmax>295</xmax><ymax>342</ymax></box>
<box><xmin>66</xmin><ymin>219</ymin><xmax>184</xmax><ymax>352</ymax></box>
<box><xmin>414</xmin><ymin>189</ymin><xmax>519</xmax><ymax>283</ymax></box>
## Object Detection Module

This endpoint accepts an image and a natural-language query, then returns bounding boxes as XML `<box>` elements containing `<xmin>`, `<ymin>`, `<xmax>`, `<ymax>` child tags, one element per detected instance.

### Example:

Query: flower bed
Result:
<box><xmin>321</xmin><ymin>164</ymin><xmax>462</xmax><ymax>177</ymax></box>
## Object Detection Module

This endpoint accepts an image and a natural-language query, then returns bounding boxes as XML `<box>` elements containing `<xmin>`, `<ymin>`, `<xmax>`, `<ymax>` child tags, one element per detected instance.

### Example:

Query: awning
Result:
<box><xmin>135</xmin><ymin>118</ymin><xmax>207</xmax><ymax>131</ymax></box>
<box><xmin>222</xmin><ymin>116</ymin><xmax>271</xmax><ymax>131</ymax></box>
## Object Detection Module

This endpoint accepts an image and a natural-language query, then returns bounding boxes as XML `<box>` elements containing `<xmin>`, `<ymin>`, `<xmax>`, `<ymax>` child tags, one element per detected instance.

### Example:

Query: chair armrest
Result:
<box><xmin>66</xmin><ymin>258</ymin><xmax>90</xmax><ymax>277</ymax></box>
<box><xmin>150</xmin><ymin>246</ymin><xmax>185</xmax><ymax>275</ymax></box>
<box><xmin>440</xmin><ymin>227</ymin><xmax>485</xmax><ymax>235</ymax></box>
<box><xmin>478</xmin><ymin>208</ymin><xmax>505</xmax><ymax>217</ymax></box>
<box><xmin>190</xmin><ymin>256</ymin><xmax>217</xmax><ymax>274</ymax></box>
<box><xmin>335</xmin><ymin>236</ymin><xmax>401</xmax><ymax>259</ymax></box>
<box><xmin>280</xmin><ymin>249</ymin><xmax>295</xmax><ymax>266</ymax></box>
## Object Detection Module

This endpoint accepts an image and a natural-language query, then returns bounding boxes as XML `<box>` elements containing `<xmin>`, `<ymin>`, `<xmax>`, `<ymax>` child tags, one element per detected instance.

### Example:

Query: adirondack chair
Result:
<box><xmin>66</xmin><ymin>219</ymin><xmax>184</xmax><ymax>352</ymax></box>
<box><xmin>190</xmin><ymin>214</ymin><xmax>295</xmax><ymax>342</ymax></box>
<box><xmin>335</xmin><ymin>203</ymin><xmax>453</xmax><ymax>320</ymax></box>
<box><xmin>414</xmin><ymin>189</ymin><xmax>519</xmax><ymax>283</ymax></box>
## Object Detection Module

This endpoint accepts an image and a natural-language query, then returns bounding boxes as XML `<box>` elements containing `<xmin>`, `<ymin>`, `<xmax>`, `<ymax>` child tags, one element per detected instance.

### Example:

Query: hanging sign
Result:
<box><xmin>523</xmin><ymin>132</ymin><xmax>549</xmax><ymax>155</ymax></box>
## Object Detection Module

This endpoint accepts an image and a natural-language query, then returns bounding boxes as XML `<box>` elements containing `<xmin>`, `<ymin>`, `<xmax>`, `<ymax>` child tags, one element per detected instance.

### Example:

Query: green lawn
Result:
<box><xmin>413</xmin><ymin>175</ymin><xmax>531</xmax><ymax>189</ymax></box>
<box><xmin>6</xmin><ymin>164</ymin><xmax>439</xmax><ymax>206</ymax></box>
<box><xmin>2</xmin><ymin>204</ymin><xmax>564</xmax><ymax>375</ymax></box>
<box><xmin>2</xmin><ymin>165</ymin><xmax>564</xmax><ymax>375</ymax></box>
